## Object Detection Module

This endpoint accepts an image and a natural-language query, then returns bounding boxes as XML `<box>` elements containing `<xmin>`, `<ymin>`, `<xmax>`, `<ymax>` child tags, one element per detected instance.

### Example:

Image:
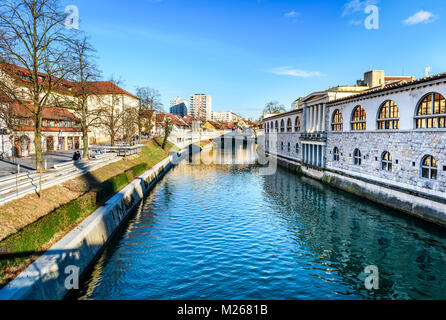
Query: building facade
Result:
<box><xmin>326</xmin><ymin>73</ymin><xmax>446</xmax><ymax>196</ymax></box>
<box><xmin>1</xmin><ymin>103</ymin><xmax>84</xmax><ymax>157</ymax></box>
<box><xmin>170</xmin><ymin>97</ymin><xmax>188</xmax><ymax>117</ymax></box>
<box><xmin>263</xmin><ymin>70</ymin><xmax>446</xmax><ymax>226</ymax></box>
<box><xmin>190</xmin><ymin>94</ymin><xmax>212</xmax><ymax>121</ymax></box>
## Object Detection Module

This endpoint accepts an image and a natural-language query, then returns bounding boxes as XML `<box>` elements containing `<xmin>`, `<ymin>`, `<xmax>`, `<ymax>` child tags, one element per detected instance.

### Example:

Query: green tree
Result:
<box><xmin>161</xmin><ymin>117</ymin><xmax>172</xmax><ymax>150</ymax></box>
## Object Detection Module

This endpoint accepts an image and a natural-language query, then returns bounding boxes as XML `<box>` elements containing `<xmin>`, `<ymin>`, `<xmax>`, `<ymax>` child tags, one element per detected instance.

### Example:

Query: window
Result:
<box><xmin>287</xmin><ymin>118</ymin><xmax>292</xmax><ymax>132</ymax></box>
<box><xmin>381</xmin><ymin>152</ymin><xmax>393</xmax><ymax>171</ymax></box>
<box><xmin>295</xmin><ymin>143</ymin><xmax>299</xmax><ymax>154</ymax></box>
<box><xmin>280</xmin><ymin>120</ymin><xmax>285</xmax><ymax>133</ymax></box>
<box><xmin>415</xmin><ymin>93</ymin><xmax>446</xmax><ymax>129</ymax></box>
<box><xmin>351</xmin><ymin>106</ymin><xmax>366</xmax><ymax>131</ymax></box>
<box><xmin>332</xmin><ymin>110</ymin><xmax>343</xmax><ymax>131</ymax></box>
<box><xmin>266</xmin><ymin>123</ymin><xmax>269</xmax><ymax>133</ymax></box>
<box><xmin>281</xmin><ymin>142</ymin><xmax>284</xmax><ymax>151</ymax></box>
<box><xmin>353</xmin><ymin>149</ymin><xmax>362</xmax><ymax>165</ymax></box>
<box><xmin>295</xmin><ymin>117</ymin><xmax>301</xmax><ymax>132</ymax></box>
<box><xmin>378</xmin><ymin>100</ymin><xmax>399</xmax><ymax>130</ymax></box>
<box><xmin>287</xmin><ymin>142</ymin><xmax>290</xmax><ymax>152</ymax></box>
<box><xmin>333</xmin><ymin>147</ymin><xmax>340</xmax><ymax>161</ymax></box>
<box><xmin>275</xmin><ymin>121</ymin><xmax>279</xmax><ymax>132</ymax></box>
<box><xmin>421</xmin><ymin>155</ymin><xmax>438</xmax><ymax>180</ymax></box>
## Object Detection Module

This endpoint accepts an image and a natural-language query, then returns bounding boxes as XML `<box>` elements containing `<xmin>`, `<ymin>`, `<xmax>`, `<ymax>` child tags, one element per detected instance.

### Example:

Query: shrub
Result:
<box><xmin>130</xmin><ymin>163</ymin><xmax>148</xmax><ymax>177</ymax></box>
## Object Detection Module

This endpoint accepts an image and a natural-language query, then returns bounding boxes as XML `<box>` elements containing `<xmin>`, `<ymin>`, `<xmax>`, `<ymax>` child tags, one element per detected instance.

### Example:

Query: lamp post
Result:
<box><xmin>58</xmin><ymin>129</ymin><xmax>62</xmax><ymax>151</ymax></box>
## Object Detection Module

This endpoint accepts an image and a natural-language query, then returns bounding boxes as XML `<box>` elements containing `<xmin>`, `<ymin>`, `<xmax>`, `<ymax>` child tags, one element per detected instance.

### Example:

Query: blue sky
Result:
<box><xmin>67</xmin><ymin>0</ymin><xmax>446</xmax><ymax>119</ymax></box>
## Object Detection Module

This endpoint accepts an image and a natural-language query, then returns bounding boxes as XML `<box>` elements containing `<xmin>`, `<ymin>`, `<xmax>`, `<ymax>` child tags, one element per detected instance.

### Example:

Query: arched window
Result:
<box><xmin>287</xmin><ymin>142</ymin><xmax>290</xmax><ymax>152</ymax></box>
<box><xmin>275</xmin><ymin>121</ymin><xmax>279</xmax><ymax>132</ymax></box>
<box><xmin>415</xmin><ymin>93</ymin><xmax>446</xmax><ymax>128</ymax></box>
<box><xmin>266</xmin><ymin>123</ymin><xmax>269</xmax><ymax>133</ymax></box>
<box><xmin>378</xmin><ymin>100</ymin><xmax>399</xmax><ymax>130</ymax></box>
<box><xmin>332</xmin><ymin>110</ymin><xmax>343</xmax><ymax>131</ymax></box>
<box><xmin>295</xmin><ymin>117</ymin><xmax>301</xmax><ymax>132</ymax></box>
<box><xmin>353</xmin><ymin>149</ymin><xmax>362</xmax><ymax>165</ymax></box>
<box><xmin>381</xmin><ymin>152</ymin><xmax>392</xmax><ymax>171</ymax></box>
<box><xmin>280</xmin><ymin>120</ymin><xmax>285</xmax><ymax>133</ymax></box>
<box><xmin>287</xmin><ymin>118</ymin><xmax>292</xmax><ymax>132</ymax></box>
<box><xmin>333</xmin><ymin>147</ymin><xmax>340</xmax><ymax>161</ymax></box>
<box><xmin>351</xmin><ymin>106</ymin><xmax>366</xmax><ymax>131</ymax></box>
<box><xmin>295</xmin><ymin>143</ymin><xmax>299</xmax><ymax>154</ymax></box>
<box><xmin>421</xmin><ymin>155</ymin><xmax>438</xmax><ymax>180</ymax></box>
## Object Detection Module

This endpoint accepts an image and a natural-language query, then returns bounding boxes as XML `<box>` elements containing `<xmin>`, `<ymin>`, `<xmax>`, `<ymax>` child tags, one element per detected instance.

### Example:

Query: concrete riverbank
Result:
<box><xmin>0</xmin><ymin>152</ymin><xmax>183</xmax><ymax>300</ymax></box>
<box><xmin>270</xmin><ymin>153</ymin><xmax>446</xmax><ymax>228</ymax></box>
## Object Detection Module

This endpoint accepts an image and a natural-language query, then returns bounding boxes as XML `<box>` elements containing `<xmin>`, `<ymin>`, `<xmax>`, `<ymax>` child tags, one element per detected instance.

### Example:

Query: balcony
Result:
<box><xmin>300</xmin><ymin>131</ymin><xmax>327</xmax><ymax>142</ymax></box>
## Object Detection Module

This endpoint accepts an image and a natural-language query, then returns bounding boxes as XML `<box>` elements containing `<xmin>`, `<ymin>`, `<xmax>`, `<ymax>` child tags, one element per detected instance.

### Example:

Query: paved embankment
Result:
<box><xmin>0</xmin><ymin>154</ymin><xmax>119</xmax><ymax>206</ymax></box>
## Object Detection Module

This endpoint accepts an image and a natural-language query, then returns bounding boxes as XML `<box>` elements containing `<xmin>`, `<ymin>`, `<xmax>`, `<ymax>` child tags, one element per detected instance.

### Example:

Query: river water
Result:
<box><xmin>73</xmin><ymin>142</ymin><xmax>446</xmax><ymax>300</ymax></box>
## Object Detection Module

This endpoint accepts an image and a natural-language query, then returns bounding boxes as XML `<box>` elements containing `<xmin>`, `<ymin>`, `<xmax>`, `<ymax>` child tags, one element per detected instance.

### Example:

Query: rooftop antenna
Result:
<box><xmin>424</xmin><ymin>67</ymin><xmax>432</xmax><ymax>78</ymax></box>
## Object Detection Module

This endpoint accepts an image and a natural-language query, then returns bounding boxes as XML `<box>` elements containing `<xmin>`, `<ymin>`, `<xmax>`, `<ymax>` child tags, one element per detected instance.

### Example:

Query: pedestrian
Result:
<box><xmin>72</xmin><ymin>150</ymin><xmax>81</xmax><ymax>161</ymax></box>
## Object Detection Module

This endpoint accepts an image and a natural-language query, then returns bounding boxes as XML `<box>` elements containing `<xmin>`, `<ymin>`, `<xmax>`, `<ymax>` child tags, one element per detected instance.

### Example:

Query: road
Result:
<box><xmin>0</xmin><ymin>151</ymin><xmax>77</xmax><ymax>177</ymax></box>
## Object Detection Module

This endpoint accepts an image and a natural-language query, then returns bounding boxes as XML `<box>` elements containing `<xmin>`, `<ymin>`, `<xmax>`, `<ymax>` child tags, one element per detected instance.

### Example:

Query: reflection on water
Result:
<box><xmin>73</xmin><ymin>141</ymin><xmax>446</xmax><ymax>300</ymax></box>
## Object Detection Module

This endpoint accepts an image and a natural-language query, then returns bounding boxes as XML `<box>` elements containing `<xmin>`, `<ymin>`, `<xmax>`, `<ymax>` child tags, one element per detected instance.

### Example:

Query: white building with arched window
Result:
<box><xmin>264</xmin><ymin>70</ymin><xmax>446</xmax><ymax>226</ymax></box>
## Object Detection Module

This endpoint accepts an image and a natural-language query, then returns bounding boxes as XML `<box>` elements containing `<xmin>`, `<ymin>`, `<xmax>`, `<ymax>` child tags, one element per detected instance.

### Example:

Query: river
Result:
<box><xmin>73</xmin><ymin>142</ymin><xmax>446</xmax><ymax>300</ymax></box>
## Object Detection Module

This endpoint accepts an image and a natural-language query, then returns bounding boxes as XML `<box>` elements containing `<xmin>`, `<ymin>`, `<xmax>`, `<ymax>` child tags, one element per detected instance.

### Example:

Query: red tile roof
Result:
<box><xmin>85</xmin><ymin>81</ymin><xmax>138</xmax><ymax>99</ymax></box>
<box><xmin>1</xmin><ymin>63</ymin><xmax>138</xmax><ymax>99</ymax></box>
<box><xmin>10</xmin><ymin>102</ymin><xmax>79</xmax><ymax>121</ymax></box>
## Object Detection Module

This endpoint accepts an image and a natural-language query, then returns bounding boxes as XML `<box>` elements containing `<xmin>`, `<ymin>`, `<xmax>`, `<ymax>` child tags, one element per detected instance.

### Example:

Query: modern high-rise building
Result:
<box><xmin>189</xmin><ymin>94</ymin><xmax>212</xmax><ymax>120</ymax></box>
<box><xmin>169</xmin><ymin>97</ymin><xmax>188</xmax><ymax>117</ymax></box>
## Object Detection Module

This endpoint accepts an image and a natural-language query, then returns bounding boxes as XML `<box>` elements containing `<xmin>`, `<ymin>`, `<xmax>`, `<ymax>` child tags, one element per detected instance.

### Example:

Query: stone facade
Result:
<box><xmin>326</xmin><ymin>131</ymin><xmax>446</xmax><ymax>194</ymax></box>
<box><xmin>264</xmin><ymin>109</ymin><xmax>303</xmax><ymax>163</ymax></box>
<box><xmin>326</xmin><ymin>75</ymin><xmax>446</xmax><ymax>199</ymax></box>
<box><xmin>263</xmin><ymin>72</ymin><xmax>446</xmax><ymax>222</ymax></box>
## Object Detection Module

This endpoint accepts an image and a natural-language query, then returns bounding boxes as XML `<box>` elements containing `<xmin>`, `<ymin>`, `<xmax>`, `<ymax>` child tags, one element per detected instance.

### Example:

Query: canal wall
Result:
<box><xmin>0</xmin><ymin>153</ymin><xmax>181</xmax><ymax>300</ymax></box>
<box><xmin>271</xmin><ymin>153</ymin><xmax>446</xmax><ymax>228</ymax></box>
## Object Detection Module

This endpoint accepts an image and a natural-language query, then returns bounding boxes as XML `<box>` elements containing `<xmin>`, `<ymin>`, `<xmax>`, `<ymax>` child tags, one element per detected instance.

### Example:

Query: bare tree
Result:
<box><xmin>121</xmin><ymin>106</ymin><xmax>138</xmax><ymax>145</ymax></box>
<box><xmin>263</xmin><ymin>101</ymin><xmax>286</xmax><ymax>114</ymax></box>
<box><xmin>98</xmin><ymin>77</ymin><xmax>125</xmax><ymax>146</ymax></box>
<box><xmin>0</xmin><ymin>0</ymin><xmax>75</xmax><ymax>172</ymax></box>
<box><xmin>62</xmin><ymin>36</ymin><xmax>102</xmax><ymax>159</ymax></box>
<box><xmin>139</xmin><ymin>109</ymin><xmax>155</xmax><ymax>139</ymax></box>
<box><xmin>136</xmin><ymin>87</ymin><xmax>163</xmax><ymax>142</ymax></box>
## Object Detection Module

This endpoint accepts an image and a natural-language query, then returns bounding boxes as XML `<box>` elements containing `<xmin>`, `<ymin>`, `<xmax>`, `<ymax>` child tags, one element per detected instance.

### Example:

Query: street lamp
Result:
<box><xmin>58</xmin><ymin>129</ymin><xmax>62</xmax><ymax>151</ymax></box>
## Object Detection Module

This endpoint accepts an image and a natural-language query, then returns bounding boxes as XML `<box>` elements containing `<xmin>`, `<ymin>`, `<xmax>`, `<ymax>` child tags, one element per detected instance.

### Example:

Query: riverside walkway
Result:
<box><xmin>0</xmin><ymin>153</ymin><xmax>120</xmax><ymax>206</ymax></box>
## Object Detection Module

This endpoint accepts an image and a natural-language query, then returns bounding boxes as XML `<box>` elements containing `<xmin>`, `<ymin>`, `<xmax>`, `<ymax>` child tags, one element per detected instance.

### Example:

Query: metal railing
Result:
<box><xmin>88</xmin><ymin>145</ymin><xmax>142</xmax><ymax>157</ymax></box>
<box><xmin>300</xmin><ymin>132</ymin><xmax>328</xmax><ymax>141</ymax></box>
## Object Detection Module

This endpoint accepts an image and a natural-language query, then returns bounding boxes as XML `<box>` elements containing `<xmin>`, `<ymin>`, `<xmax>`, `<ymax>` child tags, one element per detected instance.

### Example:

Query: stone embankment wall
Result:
<box><xmin>272</xmin><ymin>153</ymin><xmax>446</xmax><ymax>228</ymax></box>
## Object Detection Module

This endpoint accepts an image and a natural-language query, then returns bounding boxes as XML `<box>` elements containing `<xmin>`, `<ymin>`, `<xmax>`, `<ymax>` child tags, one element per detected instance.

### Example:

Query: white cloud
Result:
<box><xmin>403</xmin><ymin>10</ymin><xmax>437</xmax><ymax>25</ymax></box>
<box><xmin>343</xmin><ymin>0</ymin><xmax>378</xmax><ymax>17</ymax></box>
<box><xmin>284</xmin><ymin>11</ymin><xmax>298</xmax><ymax>18</ymax></box>
<box><xmin>269</xmin><ymin>67</ymin><xmax>326</xmax><ymax>78</ymax></box>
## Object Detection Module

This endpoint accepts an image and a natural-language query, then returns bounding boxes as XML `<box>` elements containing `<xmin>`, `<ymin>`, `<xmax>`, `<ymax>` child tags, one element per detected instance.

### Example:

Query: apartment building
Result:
<box><xmin>190</xmin><ymin>94</ymin><xmax>212</xmax><ymax>121</ymax></box>
<box><xmin>169</xmin><ymin>97</ymin><xmax>188</xmax><ymax>117</ymax></box>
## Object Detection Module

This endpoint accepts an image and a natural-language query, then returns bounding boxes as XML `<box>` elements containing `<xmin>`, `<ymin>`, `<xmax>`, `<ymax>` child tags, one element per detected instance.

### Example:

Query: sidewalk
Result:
<box><xmin>0</xmin><ymin>151</ymin><xmax>78</xmax><ymax>177</ymax></box>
